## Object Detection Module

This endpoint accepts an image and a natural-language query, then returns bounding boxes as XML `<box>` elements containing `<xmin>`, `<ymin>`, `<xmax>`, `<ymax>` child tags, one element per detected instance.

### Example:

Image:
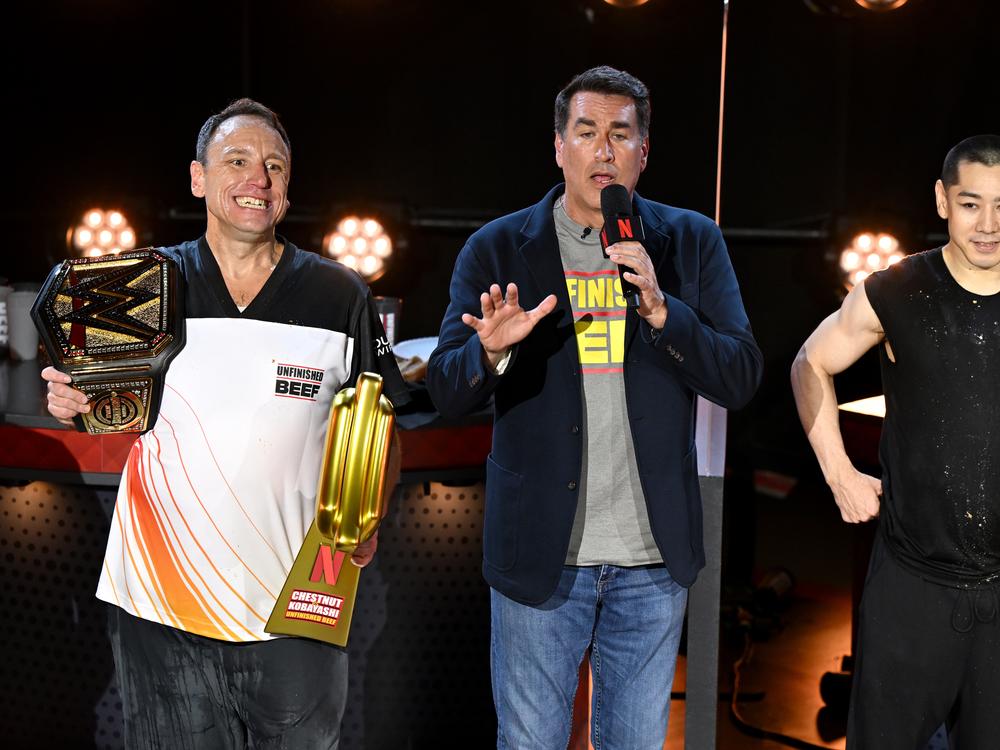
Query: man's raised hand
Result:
<box><xmin>461</xmin><ymin>283</ymin><xmax>557</xmax><ymax>369</ymax></box>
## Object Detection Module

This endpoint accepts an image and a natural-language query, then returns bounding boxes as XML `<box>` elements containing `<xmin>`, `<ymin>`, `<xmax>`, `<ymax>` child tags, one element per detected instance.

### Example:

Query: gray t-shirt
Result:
<box><xmin>553</xmin><ymin>199</ymin><xmax>662</xmax><ymax>566</ymax></box>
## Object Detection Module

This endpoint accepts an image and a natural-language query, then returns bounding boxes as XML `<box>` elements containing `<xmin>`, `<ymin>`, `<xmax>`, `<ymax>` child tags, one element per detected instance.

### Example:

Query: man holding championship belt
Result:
<box><xmin>42</xmin><ymin>99</ymin><xmax>407</xmax><ymax>749</ymax></box>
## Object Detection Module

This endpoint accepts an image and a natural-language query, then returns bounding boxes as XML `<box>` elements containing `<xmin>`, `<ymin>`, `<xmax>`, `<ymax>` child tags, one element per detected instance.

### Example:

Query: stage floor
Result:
<box><xmin>667</xmin><ymin>584</ymin><xmax>851</xmax><ymax>749</ymax></box>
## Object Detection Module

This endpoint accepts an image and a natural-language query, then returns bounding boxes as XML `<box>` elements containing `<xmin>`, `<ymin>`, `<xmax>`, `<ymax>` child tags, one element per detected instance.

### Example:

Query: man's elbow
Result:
<box><xmin>790</xmin><ymin>346</ymin><xmax>808</xmax><ymax>386</ymax></box>
<box><xmin>715</xmin><ymin>346</ymin><xmax>763</xmax><ymax>410</ymax></box>
<box><xmin>425</xmin><ymin>363</ymin><xmax>476</xmax><ymax>420</ymax></box>
<box><xmin>428</xmin><ymin>392</ymin><xmax>468</xmax><ymax>420</ymax></box>
<box><xmin>789</xmin><ymin>345</ymin><xmax>820</xmax><ymax>404</ymax></box>
<box><xmin>425</xmin><ymin>368</ymin><xmax>457</xmax><ymax>419</ymax></box>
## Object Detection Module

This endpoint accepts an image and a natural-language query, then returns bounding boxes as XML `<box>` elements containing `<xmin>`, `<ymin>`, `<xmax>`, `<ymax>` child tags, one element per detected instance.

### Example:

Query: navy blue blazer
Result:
<box><xmin>427</xmin><ymin>185</ymin><xmax>762</xmax><ymax>604</ymax></box>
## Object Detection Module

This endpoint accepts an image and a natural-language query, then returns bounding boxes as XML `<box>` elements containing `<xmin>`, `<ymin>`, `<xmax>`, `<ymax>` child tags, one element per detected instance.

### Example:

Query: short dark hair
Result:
<box><xmin>195</xmin><ymin>98</ymin><xmax>291</xmax><ymax>164</ymax></box>
<box><xmin>941</xmin><ymin>134</ymin><xmax>1000</xmax><ymax>188</ymax></box>
<box><xmin>554</xmin><ymin>66</ymin><xmax>651</xmax><ymax>138</ymax></box>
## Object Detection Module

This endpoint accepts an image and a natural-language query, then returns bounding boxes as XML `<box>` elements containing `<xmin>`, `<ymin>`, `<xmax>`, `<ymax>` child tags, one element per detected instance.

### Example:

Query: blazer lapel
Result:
<box><xmin>636</xmin><ymin>193</ymin><xmax>676</xmax><ymax>292</ymax></box>
<box><xmin>517</xmin><ymin>185</ymin><xmax>580</xmax><ymax>373</ymax></box>
<box><xmin>622</xmin><ymin>193</ymin><xmax>676</xmax><ymax>347</ymax></box>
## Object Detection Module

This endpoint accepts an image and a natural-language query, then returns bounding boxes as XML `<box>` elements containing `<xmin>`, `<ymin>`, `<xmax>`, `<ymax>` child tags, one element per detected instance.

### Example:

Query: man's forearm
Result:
<box><xmin>790</xmin><ymin>348</ymin><xmax>855</xmax><ymax>483</ymax></box>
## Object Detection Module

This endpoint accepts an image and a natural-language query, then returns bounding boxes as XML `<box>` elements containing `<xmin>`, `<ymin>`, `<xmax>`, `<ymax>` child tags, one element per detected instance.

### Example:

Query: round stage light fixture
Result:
<box><xmin>805</xmin><ymin>0</ymin><xmax>909</xmax><ymax>15</ymax></box>
<box><xmin>854</xmin><ymin>0</ymin><xmax>909</xmax><ymax>10</ymax></box>
<box><xmin>603</xmin><ymin>0</ymin><xmax>651</xmax><ymax>6</ymax></box>
<box><xmin>839</xmin><ymin>231</ymin><xmax>904</xmax><ymax>290</ymax></box>
<box><xmin>324</xmin><ymin>215</ymin><xmax>393</xmax><ymax>281</ymax></box>
<box><xmin>68</xmin><ymin>208</ymin><xmax>137</xmax><ymax>257</ymax></box>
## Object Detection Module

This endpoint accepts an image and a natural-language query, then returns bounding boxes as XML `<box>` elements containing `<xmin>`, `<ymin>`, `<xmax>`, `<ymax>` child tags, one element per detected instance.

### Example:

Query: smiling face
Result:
<box><xmin>936</xmin><ymin>161</ymin><xmax>1000</xmax><ymax>277</ymax></box>
<box><xmin>554</xmin><ymin>91</ymin><xmax>649</xmax><ymax>228</ymax></box>
<box><xmin>189</xmin><ymin>115</ymin><xmax>290</xmax><ymax>244</ymax></box>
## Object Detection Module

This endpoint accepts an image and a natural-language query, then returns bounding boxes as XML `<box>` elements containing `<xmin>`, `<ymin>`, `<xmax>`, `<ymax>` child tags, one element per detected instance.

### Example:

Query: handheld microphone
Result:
<box><xmin>599</xmin><ymin>184</ymin><xmax>643</xmax><ymax>308</ymax></box>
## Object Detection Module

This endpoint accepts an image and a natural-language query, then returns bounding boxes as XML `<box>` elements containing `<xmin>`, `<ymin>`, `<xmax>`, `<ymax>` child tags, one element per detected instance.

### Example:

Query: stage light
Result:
<box><xmin>67</xmin><ymin>208</ymin><xmax>137</xmax><ymax>257</ymax></box>
<box><xmin>804</xmin><ymin>0</ymin><xmax>909</xmax><ymax>15</ymax></box>
<box><xmin>603</xmin><ymin>0</ymin><xmax>651</xmax><ymax>6</ymax></box>
<box><xmin>324</xmin><ymin>215</ymin><xmax>393</xmax><ymax>281</ymax></box>
<box><xmin>854</xmin><ymin>0</ymin><xmax>909</xmax><ymax>10</ymax></box>
<box><xmin>841</xmin><ymin>250</ymin><xmax>861</xmax><ymax>271</ymax></box>
<box><xmin>839</xmin><ymin>231</ymin><xmax>905</xmax><ymax>290</ymax></box>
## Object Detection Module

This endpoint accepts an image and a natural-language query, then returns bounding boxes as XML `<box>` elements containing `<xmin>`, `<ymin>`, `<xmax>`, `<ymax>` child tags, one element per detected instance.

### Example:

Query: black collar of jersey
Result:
<box><xmin>196</xmin><ymin>235</ymin><xmax>296</xmax><ymax>319</ymax></box>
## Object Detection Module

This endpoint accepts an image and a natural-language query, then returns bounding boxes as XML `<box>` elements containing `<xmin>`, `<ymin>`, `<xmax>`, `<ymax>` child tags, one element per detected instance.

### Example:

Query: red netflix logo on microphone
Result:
<box><xmin>599</xmin><ymin>215</ymin><xmax>645</xmax><ymax>253</ymax></box>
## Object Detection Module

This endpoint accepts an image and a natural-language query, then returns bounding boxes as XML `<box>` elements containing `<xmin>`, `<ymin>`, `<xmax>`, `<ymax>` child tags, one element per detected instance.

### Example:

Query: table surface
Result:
<box><xmin>0</xmin><ymin>360</ymin><xmax>493</xmax><ymax>485</ymax></box>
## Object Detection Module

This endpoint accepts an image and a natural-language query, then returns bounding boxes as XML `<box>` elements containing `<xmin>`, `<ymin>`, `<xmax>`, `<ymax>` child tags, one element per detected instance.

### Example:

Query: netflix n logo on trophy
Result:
<box><xmin>310</xmin><ymin>544</ymin><xmax>348</xmax><ymax>585</ymax></box>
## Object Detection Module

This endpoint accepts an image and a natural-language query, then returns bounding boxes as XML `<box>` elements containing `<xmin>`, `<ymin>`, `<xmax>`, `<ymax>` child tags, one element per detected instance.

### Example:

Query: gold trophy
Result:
<box><xmin>266</xmin><ymin>372</ymin><xmax>396</xmax><ymax>646</ymax></box>
<box><xmin>30</xmin><ymin>248</ymin><xmax>185</xmax><ymax>434</ymax></box>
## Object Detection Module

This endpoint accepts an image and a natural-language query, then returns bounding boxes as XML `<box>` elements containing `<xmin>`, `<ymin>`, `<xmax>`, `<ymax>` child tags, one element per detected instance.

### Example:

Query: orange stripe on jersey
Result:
<box><xmin>114</xmin><ymin>446</ymin><xmax>148</xmax><ymax>617</ymax></box>
<box><xmin>126</xmin><ymin>450</ymin><xmax>197</xmax><ymax>632</ymax></box>
<box><xmin>146</xmin><ymin>431</ymin><xmax>268</xmax><ymax>629</ymax></box>
<box><xmin>158</xmin><ymin>413</ymin><xmax>278</xmax><ymax>600</ymax></box>
<box><xmin>121</xmin><ymin>489</ymin><xmax>178</xmax><ymax>630</ymax></box>
<box><xmin>164</xmin><ymin>385</ymin><xmax>281</xmax><ymax>562</ymax></box>
<box><xmin>138</xmin><ymin>447</ymin><xmax>258</xmax><ymax>641</ymax></box>
<box><xmin>126</xmin><ymin>447</ymin><xmax>231</xmax><ymax>640</ymax></box>
<box><xmin>136</xmin><ymin>449</ymin><xmax>245</xmax><ymax>639</ymax></box>
<box><xmin>102</xmin><ymin>559</ymin><xmax>121</xmax><ymax>607</ymax></box>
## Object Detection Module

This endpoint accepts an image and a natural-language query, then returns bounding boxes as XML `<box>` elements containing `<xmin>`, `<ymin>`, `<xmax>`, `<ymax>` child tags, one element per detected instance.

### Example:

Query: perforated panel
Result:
<box><xmin>0</xmin><ymin>480</ymin><xmax>496</xmax><ymax>749</ymax></box>
<box><xmin>342</xmin><ymin>481</ymin><xmax>494</xmax><ymax>749</ymax></box>
<box><xmin>0</xmin><ymin>481</ymin><xmax>122</xmax><ymax>749</ymax></box>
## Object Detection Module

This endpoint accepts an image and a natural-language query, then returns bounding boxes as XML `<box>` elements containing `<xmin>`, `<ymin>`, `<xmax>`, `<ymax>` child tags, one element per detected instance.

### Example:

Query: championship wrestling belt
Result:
<box><xmin>30</xmin><ymin>248</ymin><xmax>185</xmax><ymax>434</ymax></box>
<box><xmin>266</xmin><ymin>372</ymin><xmax>397</xmax><ymax>647</ymax></box>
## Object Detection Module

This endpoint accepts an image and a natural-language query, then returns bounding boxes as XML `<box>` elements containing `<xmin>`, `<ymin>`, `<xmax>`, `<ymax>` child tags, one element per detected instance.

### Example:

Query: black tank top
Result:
<box><xmin>866</xmin><ymin>248</ymin><xmax>1000</xmax><ymax>587</ymax></box>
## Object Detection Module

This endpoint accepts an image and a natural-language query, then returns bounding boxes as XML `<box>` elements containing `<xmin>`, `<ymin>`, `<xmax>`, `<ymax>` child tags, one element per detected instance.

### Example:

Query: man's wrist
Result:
<box><xmin>483</xmin><ymin>346</ymin><xmax>511</xmax><ymax>374</ymax></box>
<box><xmin>644</xmin><ymin>301</ymin><xmax>668</xmax><ymax>332</ymax></box>
<box><xmin>821</xmin><ymin>455</ymin><xmax>857</xmax><ymax>488</ymax></box>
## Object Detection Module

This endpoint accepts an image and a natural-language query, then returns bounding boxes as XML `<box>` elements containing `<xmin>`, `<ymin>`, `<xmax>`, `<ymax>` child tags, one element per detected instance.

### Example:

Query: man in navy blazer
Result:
<box><xmin>427</xmin><ymin>66</ymin><xmax>761</xmax><ymax>749</ymax></box>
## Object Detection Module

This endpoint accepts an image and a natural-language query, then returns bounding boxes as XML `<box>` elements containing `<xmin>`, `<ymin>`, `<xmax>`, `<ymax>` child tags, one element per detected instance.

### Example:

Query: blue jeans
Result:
<box><xmin>491</xmin><ymin>564</ymin><xmax>688</xmax><ymax>750</ymax></box>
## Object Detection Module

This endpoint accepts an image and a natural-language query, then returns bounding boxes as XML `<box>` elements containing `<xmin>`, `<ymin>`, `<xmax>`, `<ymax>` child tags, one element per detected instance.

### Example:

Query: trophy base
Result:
<box><xmin>265</xmin><ymin>522</ymin><xmax>361</xmax><ymax>647</ymax></box>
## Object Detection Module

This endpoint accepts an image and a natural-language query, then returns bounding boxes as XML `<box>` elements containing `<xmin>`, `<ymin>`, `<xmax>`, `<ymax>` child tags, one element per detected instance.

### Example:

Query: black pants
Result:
<box><xmin>108</xmin><ymin>607</ymin><xmax>348</xmax><ymax>750</ymax></box>
<box><xmin>847</xmin><ymin>536</ymin><xmax>1000</xmax><ymax>750</ymax></box>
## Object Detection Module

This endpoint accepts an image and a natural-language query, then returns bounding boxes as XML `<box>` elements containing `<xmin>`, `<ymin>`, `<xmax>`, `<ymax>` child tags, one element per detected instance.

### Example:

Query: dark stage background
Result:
<box><xmin>3</xmin><ymin>0</ymin><xmax>1000</xmax><ymax>747</ymax></box>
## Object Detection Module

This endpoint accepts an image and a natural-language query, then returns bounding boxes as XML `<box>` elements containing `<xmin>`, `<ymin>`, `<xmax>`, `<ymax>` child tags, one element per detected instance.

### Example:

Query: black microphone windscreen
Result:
<box><xmin>600</xmin><ymin>184</ymin><xmax>632</xmax><ymax>220</ymax></box>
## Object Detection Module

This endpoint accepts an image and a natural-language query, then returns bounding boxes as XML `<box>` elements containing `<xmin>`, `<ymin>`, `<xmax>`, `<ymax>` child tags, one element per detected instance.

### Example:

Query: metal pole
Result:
<box><xmin>686</xmin><ymin>2</ymin><xmax>730</xmax><ymax>747</ymax></box>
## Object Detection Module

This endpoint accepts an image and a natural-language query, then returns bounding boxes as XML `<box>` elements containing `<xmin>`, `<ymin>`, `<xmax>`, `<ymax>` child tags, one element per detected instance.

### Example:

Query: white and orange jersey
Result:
<box><xmin>96</xmin><ymin>237</ymin><xmax>407</xmax><ymax>642</ymax></box>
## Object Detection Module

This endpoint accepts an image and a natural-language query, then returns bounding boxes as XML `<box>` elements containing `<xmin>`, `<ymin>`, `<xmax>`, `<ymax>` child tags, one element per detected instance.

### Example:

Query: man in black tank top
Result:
<box><xmin>792</xmin><ymin>135</ymin><xmax>1000</xmax><ymax>749</ymax></box>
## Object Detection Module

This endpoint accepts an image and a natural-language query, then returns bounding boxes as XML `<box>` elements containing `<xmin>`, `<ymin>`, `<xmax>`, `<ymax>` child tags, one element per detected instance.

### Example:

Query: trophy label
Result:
<box><xmin>283</xmin><ymin>589</ymin><xmax>345</xmax><ymax>629</ymax></box>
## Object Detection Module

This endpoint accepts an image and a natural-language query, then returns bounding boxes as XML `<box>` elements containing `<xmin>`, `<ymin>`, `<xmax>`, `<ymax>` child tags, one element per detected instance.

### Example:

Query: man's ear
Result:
<box><xmin>934</xmin><ymin>179</ymin><xmax>948</xmax><ymax>220</ymax></box>
<box><xmin>554</xmin><ymin>131</ymin><xmax>565</xmax><ymax>169</ymax></box>
<box><xmin>190</xmin><ymin>160</ymin><xmax>206</xmax><ymax>198</ymax></box>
